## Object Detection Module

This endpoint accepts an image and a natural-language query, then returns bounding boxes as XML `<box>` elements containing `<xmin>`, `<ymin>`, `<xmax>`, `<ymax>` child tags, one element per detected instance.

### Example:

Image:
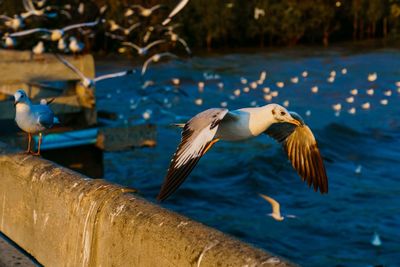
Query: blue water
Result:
<box><xmin>96</xmin><ymin>47</ymin><xmax>400</xmax><ymax>267</ymax></box>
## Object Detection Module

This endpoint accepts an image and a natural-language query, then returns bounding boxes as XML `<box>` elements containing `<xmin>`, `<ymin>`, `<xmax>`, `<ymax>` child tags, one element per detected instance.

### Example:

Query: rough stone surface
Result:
<box><xmin>0</xmin><ymin>142</ymin><xmax>296</xmax><ymax>267</ymax></box>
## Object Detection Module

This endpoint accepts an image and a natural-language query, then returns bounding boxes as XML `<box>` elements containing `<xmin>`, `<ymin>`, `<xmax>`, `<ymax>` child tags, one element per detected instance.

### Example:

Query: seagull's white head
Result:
<box><xmin>14</xmin><ymin>89</ymin><xmax>30</xmax><ymax>107</ymax></box>
<box><xmin>270</xmin><ymin>104</ymin><xmax>301</xmax><ymax>126</ymax></box>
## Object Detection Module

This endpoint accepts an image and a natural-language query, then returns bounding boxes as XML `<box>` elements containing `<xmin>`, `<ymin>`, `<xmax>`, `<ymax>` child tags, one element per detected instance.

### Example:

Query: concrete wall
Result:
<box><xmin>0</xmin><ymin>142</ymin><xmax>295</xmax><ymax>267</ymax></box>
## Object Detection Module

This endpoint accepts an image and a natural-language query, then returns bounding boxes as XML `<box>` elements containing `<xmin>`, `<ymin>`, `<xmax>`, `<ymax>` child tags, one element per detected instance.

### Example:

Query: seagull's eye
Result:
<box><xmin>20</xmin><ymin>95</ymin><xmax>24</xmax><ymax>98</ymax></box>
<box><xmin>280</xmin><ymin>111</ymin><xmax>286</xmax><ymax>116</ymax></box>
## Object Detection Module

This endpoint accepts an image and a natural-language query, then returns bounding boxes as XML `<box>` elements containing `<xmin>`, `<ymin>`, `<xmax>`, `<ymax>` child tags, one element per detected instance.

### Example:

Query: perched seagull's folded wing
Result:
<box><xmin>36</xmin><ymin>106</ymin><xmax>55</xmax><ymax>129</ymax></box>
<box><xmin>157</xmin><ymin>108</ymin><xmax>229</xmax><ymax>201</ymax></box>
<box><xmin>265</xmin><ymin>112</ymin><xmax>328</xmax><ymax>193</ymax></box>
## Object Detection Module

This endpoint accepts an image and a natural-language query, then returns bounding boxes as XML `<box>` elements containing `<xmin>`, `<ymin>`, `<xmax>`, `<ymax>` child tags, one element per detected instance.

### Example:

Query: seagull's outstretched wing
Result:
<box><xmin>62</xmin><ymin>19</ymin><xmax>99</xmax><ymax>32</ymax></box>
<box><xmin>157</xmin><ymin>108</ymin><xmax>229</xmax><ymax>201</ymax></box>
<box><xmin>8</xmin><ymin>28</ymin><xmax>50</xmax><ymax>37</ymax></box>
<box><xmin>162</xmin><ymin>0</ymin><xmax>189</xmax><ymax>25</ymax></box>
<box><xmin>265</xmin><ymin>112</ymin><xmax>328</xmax><ymax>193</ymax></box>
<box><xmin>55</xmin><ymin>54</ymin><xmax>86</xmax><ymax>81</ymax></box>
<box><xmin>94</xmin><ymin>69</ymin><xmax>135</xmax><ymax>82</ymax></box>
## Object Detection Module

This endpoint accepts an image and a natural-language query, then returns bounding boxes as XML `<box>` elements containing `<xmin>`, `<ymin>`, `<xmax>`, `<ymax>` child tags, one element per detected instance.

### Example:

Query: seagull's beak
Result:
<box><xmin>287</xmin><ymin>118</ymin><xmax>301</xmax><ymax>126</ymax></box>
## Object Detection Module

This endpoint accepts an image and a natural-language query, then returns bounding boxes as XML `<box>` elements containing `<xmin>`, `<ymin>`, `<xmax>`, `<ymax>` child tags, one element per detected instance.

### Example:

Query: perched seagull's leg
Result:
<box><xmin>32</xmin><ymin>133</ymin><xmax>42</xmax><ymax>156</ymax></box>
<box><xmin>25</xmin><ymin>133</ymin><xmax>32</xmax><ymax>154</ymax></box>
<box><xmin>203</xmin><ymin>138</ymin><xmax>220</xmax><ymax>154</ymax></box>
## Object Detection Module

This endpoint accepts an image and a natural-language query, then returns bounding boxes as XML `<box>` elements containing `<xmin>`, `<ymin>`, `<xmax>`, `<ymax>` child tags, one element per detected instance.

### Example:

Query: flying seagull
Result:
<box><xmin>157</xmin><ymin>104</ymin><xmax>328</xmax><ymax>201</ymax></box>
<box><xmin>14</xmin><ymin>90</ymin><xmax>59</xmax><ymax>155</ymax></box>
<box><xmin>55</xmin><ymin>54</ymin><xmax>136</xmax><ymax>88</ymax></box>
<box><xmin>259</xmin><ymin>194</ymin><xmax>284</xmax><ymax>221</ymax></box>
<box><xmin>7</xmin><ymin>19</ymin><xmax>100</xmax><ymax>41</ymax></box>
<box><xmin>141</xmin><ymin>52</ymin><xmax>178</xmax><ymax>76</ymax></box>
<box><xmin>122</xmin><ymin>40</ymin><xmax>165</xmax><ymax>56</ymax></box>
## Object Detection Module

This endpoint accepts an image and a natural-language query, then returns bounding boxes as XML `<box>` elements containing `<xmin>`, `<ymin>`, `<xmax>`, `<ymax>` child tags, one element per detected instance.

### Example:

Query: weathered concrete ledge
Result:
<box><xmin>0</xmin><ymin>142</ymin><xmax>295</xmax><ymax>267</ymax></box>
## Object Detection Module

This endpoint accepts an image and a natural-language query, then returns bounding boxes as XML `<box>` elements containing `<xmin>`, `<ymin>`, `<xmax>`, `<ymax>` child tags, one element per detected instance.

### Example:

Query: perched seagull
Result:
<box><xmin>157</xmin><ymin>104</ymin><xmax>328</xmax><ymax>201</ymax></box>
<box><xmin>8</xmin><ymin>19</ymin><xmax>99</xmax><ymax>41</ymax></box>
<box><xmin>141</xmin><ymin>52</ymin><xmax>178</xmax><ymax>76</ymax></box>
<box><xmin>162</xmin><ymin>0</ymin><xmax>189</xmax><ymax>25</ymax></box>
<box><xmin>14</xmin><ymin>90</ymin><xmax>59</xmax><ymax>155</ymax></box>
<box><xmin>3</xmin><ymin>36</ymin><xmax>16</xmax><ymax>48</ymax></box>
<box><xmin>32</xmin><ymin>40</ymin><xmax>44</xmax><ymax>55</ymax></box>
<box><xmin>56</xmin><ymin>54</ymin><xmax>135</xmax><ymax>88</ymax></box>
<box><xmin>68</xmin><ymin>37</ymin><xmax>84</xmax><ymax>53</ymax></box>
<box><xmin>122</xmin><ymin>40</ymin><xmax>165</xmax><ymax>56</ymax></box>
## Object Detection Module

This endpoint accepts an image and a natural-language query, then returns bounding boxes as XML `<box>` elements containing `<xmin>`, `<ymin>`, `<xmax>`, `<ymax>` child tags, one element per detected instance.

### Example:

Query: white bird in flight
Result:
<box><xmin>7</xmin><ymin>19</ymin><xmax>99</xmax><ymax>41</ymax></box>
<box><xmin>141</xmin><ymin>52</ymin><xmax>178</xmax><ymax>76</ymax></box>
<box><xmin>157</xmin><ymin>104</ymin><xmax>328</xmax><ymax>201</ymax></box>
<box><xmin>14</xmin><ymin>90</ymin><xmax>59</xmax><ymax>155</ymax></box>
<box><xmin>259</xmin><ymin>194</ymin><xmax>286</xmax><ymax>221</ymax></box>
<box><xmin>56</xmin><ymin>54</ymin><xmax>135</xmax><ymax>88</ymax></box>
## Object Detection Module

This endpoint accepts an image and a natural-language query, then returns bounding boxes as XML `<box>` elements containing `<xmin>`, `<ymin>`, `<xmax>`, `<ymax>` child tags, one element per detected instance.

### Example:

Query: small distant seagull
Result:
<box><xmin>32</xmin><ymin>40</ymin><xmax>44</xmax><ymax>55</ymax></box>
<box><xmin>368</xmin><ymin>72</ymin><xmax>377</xmax><ymax>82</ymax></box>
<box><xmin>14</xmin><ymin>90</ymin><xmax>59</xmax><ymax>155</ymax></box>
<box><xmin>141</xmin><ymin>52</ymin><xmax>178</xmax><ymax>76</ymax></box>
<box><xmin>259</xmin><ymin>193</ymin><xmax>292</xmax><ymax>221</ymax></box>
<box><xmin>8</xmin><ymin>19</ymin><xmax>100</xmax><ymax>41</ymax></box>
<box><xmin>55</xmin><ymin>54</ymin><xmax>135</xmax><ymax>88</ymax></box>
<box><xmin>122</xmin><ymin>40</ymin><xmax>165</xmax><ymax>56</ymax></box>
<box><xmin>127</xmin><ymin>4</ymin><xmax>165</xmax><ymax>17</ymax></box>
<box><xmin>254</xmin><ymin>7</ymin><xmax>265</xmax><ymax>20</ymax></box>
<box><xmin>108</xmin><ymin>20</ymin><xmax>140</xmax><ymax>35</ymax></box>
<box><xmin>157</xmin><ymin>104</ymin><xmax>328</xmax><ymax>201</ymax></box>
<box><xmin>371</xmin><ymin>232</ymin><xmax>382</xmax><ymax>247</ymax></box>
<box><xmin>162</xmin><ymin>0</ymin><xmax>189</xmax><ymax>26</ymax></box>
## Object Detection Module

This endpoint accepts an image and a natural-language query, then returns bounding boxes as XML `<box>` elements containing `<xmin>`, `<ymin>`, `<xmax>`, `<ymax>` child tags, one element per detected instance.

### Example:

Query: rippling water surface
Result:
<box><xmin>96</xmin><ymin>47</ymin><xmax>400</xmax><ymax>267</ymax></box>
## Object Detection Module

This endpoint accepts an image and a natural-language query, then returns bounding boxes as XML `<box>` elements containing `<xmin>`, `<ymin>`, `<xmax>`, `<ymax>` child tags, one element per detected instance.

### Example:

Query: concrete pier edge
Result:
<box><xmin>0</xmin><ymin>142</ymin><xmax>296</xmax><ymax>266</ymax></box>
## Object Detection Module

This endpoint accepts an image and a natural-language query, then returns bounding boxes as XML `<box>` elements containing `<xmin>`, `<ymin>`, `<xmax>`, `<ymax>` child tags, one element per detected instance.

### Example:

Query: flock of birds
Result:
<box><xmin>1</xmin><ymin>0</ymin><xmax>190</xmax><ymax>76</ymax></box>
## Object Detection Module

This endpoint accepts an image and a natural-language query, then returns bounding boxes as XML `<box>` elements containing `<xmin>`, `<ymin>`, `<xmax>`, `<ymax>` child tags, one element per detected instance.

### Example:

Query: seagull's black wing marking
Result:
<box><xmin>157</xmin><ymin>108</ymin><xmax>229</xmax><ymax>201</ymax></box>
<box><xmin>265</xmin><ymin>112</ymin><xmax>328</xmax><ymax>193</ymax></box>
